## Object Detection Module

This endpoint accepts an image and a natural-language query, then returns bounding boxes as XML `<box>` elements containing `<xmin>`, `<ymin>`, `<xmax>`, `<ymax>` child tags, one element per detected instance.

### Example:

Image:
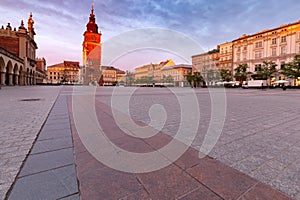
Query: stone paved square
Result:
<box><xmin>92</xmin><ymin>86</ymin><xmax>300</xmax><ymax>198</ymax></box>
<box><xmin>1</xmin><ymin>86</ymin><xmax>299</xmax><ymax>199</ymax></box>
<box><xmin>0</xmin><ymin>86</ymin><xmax>60</xmax><ymax>200</ymax></box>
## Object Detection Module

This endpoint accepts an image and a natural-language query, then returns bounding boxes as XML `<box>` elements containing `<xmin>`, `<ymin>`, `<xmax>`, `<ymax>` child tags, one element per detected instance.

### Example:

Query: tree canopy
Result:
<box><xmin>256</xmin><ymin>61</ymin><xmax>278</xmax><ymax>82</ymax></box>
<box><xmin>185</xmin><ymin>72</ymin><xmax>203</xmax><ymax>88</ymax></box>
<box><xmin>220</xmin><ymin>69</ymin><xmax>232</xmax><ymax>82</ymax></box>
<box><xmin>282</xmin><ymin>55</ymin><xmax>300</xmax><ymax>79</ymax></box>
<box><xmin>234</xmin><ymin>64</ymin><xmax>251</xmax><ymax>81</ymax></box>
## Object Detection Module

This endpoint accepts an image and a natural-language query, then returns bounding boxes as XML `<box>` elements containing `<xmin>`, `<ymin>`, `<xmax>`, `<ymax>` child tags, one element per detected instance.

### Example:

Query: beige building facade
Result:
<box><xmin>134</xmin><ymin>60</ymin><xmax>191</xmax><ymax>87</ymax></box>
<box><xmin>192</xmin><ymin>49</ymin><xmax>220</xmax><ymax>85</ymax></box>
<box><xmin>99</xmin><ymin>66</ymin><xmax>125</xmax><ymax>86</ymax></box>
<box><xmin>134</xmin><ymin>59</ymin><xmax>175</xmax><ymax>82</ymax></box>
<box><xmin>47</xmin><ymin>61</ymin><xmax>80</xmax><ymax>84</ymax></box>
<box><xmin>161</xmin><ymin>64</ymin><xmax>192</xmax><ymax>87</ymax></box>
<box><xmin>233</xmin><ymin>20</ymin><xmax>300</xmax><ymax>85</ymax></box>
<box><xmin>134</xmin><ymin>63</ymin><xmax>157</xmax><ymax>80</ymax></box>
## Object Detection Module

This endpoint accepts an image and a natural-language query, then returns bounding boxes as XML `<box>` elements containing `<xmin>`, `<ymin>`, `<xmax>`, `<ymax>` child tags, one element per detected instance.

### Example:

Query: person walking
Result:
<box><xmin>282</xmin><ymin>84</ymin><xmax>286</xmax><ymax>91</ymax></box>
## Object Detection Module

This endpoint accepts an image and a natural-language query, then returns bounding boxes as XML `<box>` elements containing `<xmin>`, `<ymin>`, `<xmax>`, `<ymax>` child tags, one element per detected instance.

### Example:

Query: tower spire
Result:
<box><xmin>28</xmin><ymin>12</ymin><xmax>34</xmax><ymax>33</ymax></box>
<box><xmin>86</xmin><ymin>2</ymin><xmax>98</xmax><ymax>33</ymax></box>
<box><xmin>91</xmin><ymin>2</ymin><xmax>94</xmax><ymax>14</ymax></box>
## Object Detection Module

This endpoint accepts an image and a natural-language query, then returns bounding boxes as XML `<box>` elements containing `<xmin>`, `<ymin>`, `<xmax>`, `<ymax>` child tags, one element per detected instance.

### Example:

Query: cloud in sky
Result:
<box><xmin>0</xmin><ymin>0</ymin><xmax>299</xmax><ymax>69</ymax></box>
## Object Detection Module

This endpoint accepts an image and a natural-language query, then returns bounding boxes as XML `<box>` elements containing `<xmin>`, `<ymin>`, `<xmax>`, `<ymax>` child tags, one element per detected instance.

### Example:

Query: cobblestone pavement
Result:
<box><xmin>93</xmin><ymin>87</ymin><xmax>300</xmax><ymax>199</ymax></box>
<box><xmin>0</xmin><ymin>86</ymin><xmax>61</xmax><ymax>200</ymax></box>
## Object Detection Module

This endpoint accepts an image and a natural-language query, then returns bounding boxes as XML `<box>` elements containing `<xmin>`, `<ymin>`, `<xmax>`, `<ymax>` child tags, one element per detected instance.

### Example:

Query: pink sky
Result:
<box><xmin>1</xmin><ymin>0</ymin><xmax>299</xmax><ymax>70</ymax></box>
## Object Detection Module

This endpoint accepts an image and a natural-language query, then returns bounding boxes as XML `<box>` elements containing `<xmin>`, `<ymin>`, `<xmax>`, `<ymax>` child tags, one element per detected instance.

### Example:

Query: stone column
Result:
<box><xmin>25</xmin><ymin>75</ymin><xmax>28</xmax><ymax>85</ymax></box>
<box><xmin>8</xmin><ymin>73</ymin><xmax>13</xmax><ymax>86</ymax></box>
<box><xmin>19</xmin><ymin>73</ymin><xmax>23</xmax><ymax>85</ymax></box>
<box><xmin>33</xmin><ymin>75</ymin><xmax>36</xmax><ymax>85</ymax></box>
<box><xmin>0</xmin><ymin>72</ymin><xmax>5</xmax><ymax>85</ymax></box>
<box><xmin>15</xmin><ymin>75</ymin><xmax>19</xmax><ymax>85</ymax></box>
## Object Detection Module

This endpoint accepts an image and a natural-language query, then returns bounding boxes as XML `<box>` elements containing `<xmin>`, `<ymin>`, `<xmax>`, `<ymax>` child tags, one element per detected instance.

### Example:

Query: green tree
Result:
<box><xmin>234</xmin><ymin>64</ymin><xmax>251</xmax><ymax>82</ymax></box>
<box><xmin>256</xmin><ymin>61</ymin><xmax>278</xmax><ymax>85</ymax></box>
<box><xmin>220</xmin><ymin>69</ymin><xmax>232</xmax><ymax>82</ymax></box>
<box><xmin>282</xmin><ymin>55</ymin><xmax>300</xmax><ymax>80</ymax></box>
<box><xmin>193</xmin><ymin>72</ymin><xmax>203</xmax><ymax>88</ymax></box>
<box><xmin>186</xmin><ymin>72</ymin><xmax>194</xmax><ymax>87</ymax></box>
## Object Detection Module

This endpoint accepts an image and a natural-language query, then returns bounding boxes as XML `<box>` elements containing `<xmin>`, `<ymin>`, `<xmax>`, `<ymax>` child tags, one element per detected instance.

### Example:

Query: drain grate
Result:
<box><xmin>20</xmin><ymin>98</ymin><xmax>42</xmax><ymax>102</ymax></box>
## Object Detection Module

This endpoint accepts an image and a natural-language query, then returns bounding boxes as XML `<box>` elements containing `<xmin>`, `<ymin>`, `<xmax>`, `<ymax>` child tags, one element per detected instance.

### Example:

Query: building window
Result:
<box><xmin>281</xmin><ymin>46</ymin><xmax>287</xmax><ymax>55</ymax></box>
<box><xmin>50</xmin><ymin>76</ymin><xmax>52</xmax><ymax>79</ymax></box>
<box><xmin>272</xmin><ymin>38</ymin><xmax>277</xmax><ymax>45</ymax></box>
<box><xmin>237</xmin><ymin>54</ymin><xmax>241</xmax><ymax>61</ymax></box>
<box><xmin>281</xmin><ymin>36</ymin><xmax>287</xmax><ymax>43</ymax></box>
<box><xmin>243</xmin><ymin>53</ymin><xmax>247</xmax><ymax>60</ymax></box>
<box><xmin>255</xmin><ymin>64</ymin><xmax>262</xmax><ymax>72</ymax></box>
<box><xmin>255</xmin><ymin>51</ymin><xmax>262</xmax><ymax>59</ymax></box>
<box><xmin>54</xmin><ymin>72</ymin><xmax>56</xmax><ymax>75</ymax></box>
<box><xmin>50</xmin><ymin>72</ymin><xmax>52</xmax><ymax>75</ymax></box>
<box><xmin>54</xmin><ymin>76</ymin><xmax>56</xmax><ymax>80</ymax></box>
<box><xmin>272</xmin><ymin>48</ymin><xmax>277</xmax><ymax>56</ymax></box>
<box><xmin>255</xmin><ymin>41</ymin><xmax>263</xmax><ymax>48</ymax></box>
<box><xmin>237</xmin><ymin>47</ymin><xmax>241</xmax><ymax>52</ymax></box>
<box><xmin>244</xmin><ymin>46</ymin><xmax>247</xmax><ymax>51</ymax></box>
<box><xmin>281</xmin><ymin>62</ymin><xmax>285</xmax><ymax>69</ymax></box>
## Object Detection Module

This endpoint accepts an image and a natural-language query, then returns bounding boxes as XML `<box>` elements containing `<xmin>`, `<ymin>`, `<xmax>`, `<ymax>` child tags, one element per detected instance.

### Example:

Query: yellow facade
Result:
<box><xmin>161</xmin><ymin>64</ymin><xmax>192</xmax><ymax>87</ymax></box>
<box><xmin>219</xmin><ymin>42</ymin><xmax>233</xmax><ymax>70</ymax></box>
<box><xmin>134</xmin><ymin>64</ymin><xmax>154</xmax><ymax>80</ymax></box>
<box><xmin>134</xmin><ymin>59</ymin><xmax>175</xmax><ymax>82</ymax></box>
<box><xmin>47</xmin><ymin>61</ymin><xmax>80</xmax><ymax>84</ymax></box>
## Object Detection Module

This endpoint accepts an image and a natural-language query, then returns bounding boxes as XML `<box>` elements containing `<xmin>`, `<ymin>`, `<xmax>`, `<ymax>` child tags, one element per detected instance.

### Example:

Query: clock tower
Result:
<box><xmin>82</xmin><ymin>3</ymin><xmax>102</xmax><ymax>84</ymax></box>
